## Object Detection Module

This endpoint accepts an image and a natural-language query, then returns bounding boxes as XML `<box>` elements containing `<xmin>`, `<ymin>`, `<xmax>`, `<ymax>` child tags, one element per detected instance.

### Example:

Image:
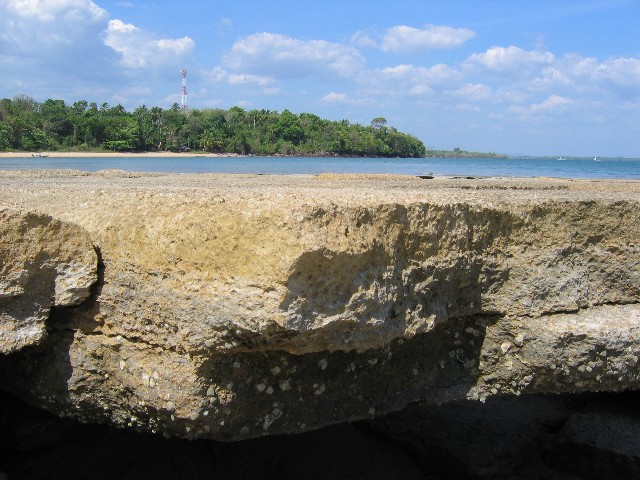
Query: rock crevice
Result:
<box><xmin>0</xmin><ymin>209</ymin><xmax>98</xmax><ymax>354</ymax></box>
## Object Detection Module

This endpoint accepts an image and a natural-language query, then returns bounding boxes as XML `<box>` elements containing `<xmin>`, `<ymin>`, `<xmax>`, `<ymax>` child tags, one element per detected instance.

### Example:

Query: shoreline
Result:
<box><xmin>0</xmin><ymin>151</ymin><xmax>245</xmax><ymax>159</ymax></box>
<box><xmin>0</xmin><ymin>152</ymin><xmax>433</xmax><ymax>159</ymax></box>
<box><xmin>3</xmin><ymin>151</ymin><xmax>637</xmax><ymax>160</ymax></box>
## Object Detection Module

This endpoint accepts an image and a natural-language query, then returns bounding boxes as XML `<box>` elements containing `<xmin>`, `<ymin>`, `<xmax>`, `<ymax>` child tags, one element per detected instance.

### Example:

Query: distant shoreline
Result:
<box><xmin>0</xmin><ymin>151</ymin><xmax>508</xmax><ymax>159</ymax></box>
<box><xmin>0</xmin><ymin>151</ymin><xmax>245</xmax><ymax>159</ymax></box>
<box><xmin>2</xmin><ymin>151</ymin><xmax>636</xmax><ymax>160</ymax></box>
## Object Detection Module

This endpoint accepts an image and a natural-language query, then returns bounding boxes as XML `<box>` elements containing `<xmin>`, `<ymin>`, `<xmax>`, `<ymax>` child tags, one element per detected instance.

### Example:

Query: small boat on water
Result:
<box><xmin>31</xmin><ymin>152</ymin><xmax>49</xmax><ymax>158</ymax></box>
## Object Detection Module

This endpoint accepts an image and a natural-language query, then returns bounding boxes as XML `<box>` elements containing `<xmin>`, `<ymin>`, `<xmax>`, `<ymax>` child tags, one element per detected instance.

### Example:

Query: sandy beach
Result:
<box><xmin>0</xmin><ymin>151</ymin><xmax>243</xmax><ymax>158</ymax></box>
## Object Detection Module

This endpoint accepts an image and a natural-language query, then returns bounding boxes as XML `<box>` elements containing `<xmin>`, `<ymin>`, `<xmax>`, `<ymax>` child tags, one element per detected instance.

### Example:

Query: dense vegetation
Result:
<box><xmin>0</xmin><ymin>95</ymin><xmax>426</xmax><ymax>157</ymax></box>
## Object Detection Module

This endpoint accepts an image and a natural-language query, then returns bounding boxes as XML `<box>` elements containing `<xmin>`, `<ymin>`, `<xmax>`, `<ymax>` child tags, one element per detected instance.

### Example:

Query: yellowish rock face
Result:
<box><xmin>0</xmin><ymin>209</ymin><xmax>97</xmax><ymax>354</ymax></box>
<box><xmin>0</xmin><ymin>171</ymin><xmax>638</xmax><ymax>439</ymax></box>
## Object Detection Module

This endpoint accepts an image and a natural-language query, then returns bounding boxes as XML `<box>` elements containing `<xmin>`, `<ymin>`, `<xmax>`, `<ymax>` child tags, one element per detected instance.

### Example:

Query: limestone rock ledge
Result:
<box><xmin>0</xmin><ymin>209</ymin><xmax>97</xmax><ymax>354</ymax></box>
<box><xmin>0</xmin><ymin>171</ymin><xmax>638</xmax><ymax>440</ymax></box>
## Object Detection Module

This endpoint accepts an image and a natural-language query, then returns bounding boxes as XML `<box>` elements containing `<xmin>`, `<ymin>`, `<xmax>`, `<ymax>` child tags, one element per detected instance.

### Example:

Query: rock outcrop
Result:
<box><xmin>0</xmin><ymin>209</ymin><xmax>97</xmax><ymax>354</ymax></box>
<box><xmin>0</xmin><ymin>170</ymin><xmax>638</xmax><ymax>440</ymax></box>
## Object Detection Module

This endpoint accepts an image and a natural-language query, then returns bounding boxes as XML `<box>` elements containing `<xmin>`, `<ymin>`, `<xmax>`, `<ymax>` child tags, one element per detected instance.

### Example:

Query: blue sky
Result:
<box><xmin>1</xmin><ymin>0</ymin><xmax>639</xmax><ymax>156</ymax></box>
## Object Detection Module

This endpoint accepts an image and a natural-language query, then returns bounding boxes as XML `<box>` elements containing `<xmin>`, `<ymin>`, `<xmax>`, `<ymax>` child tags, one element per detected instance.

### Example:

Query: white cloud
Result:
<box><xmin>0</xmin><ymin>0</ymin><xmax>200</xmax><ymax>103</ymax></box>
<box><xmin>520</xmin><ymin>54</ymin><xmax>640</xmax><ymax>98</ymax></box>
<box><xmin>103</xmin><ymin>19</ymin><xmax>194</xmax><ymax>68</ymax></box>
<box><xmin>449</xmin><ymin>83</ymin><xmax>493</xmax><ymax>101</ymax></box>
<box><xmin>364</xmin><ymin>63</ymin><xmax>460</xmax><ymax>96</ymax></box>
<box><xmin>509</xmin><ymin>95</ymin><xmax>574</xmax><ymax>115</ymax></box>
<box><xmin>222</xmin><ymin>33</ymin><xmax>365</xmax><ymax>80</ymax></box>
<box><xmin>5</xmin><ymin>0</ymin><xmax>106</xmax><ymax>22</ymax></box>
<box><xmin>467</xmin><ymin>46</ymin><xmax>554</xmax><ymax>74</ymax></box>
<box><xmin>381</xmin><ymin>24</ymin><xmax>476</xmax><ymax>53</ymax></box>
<box><xmin>0</xmin><ymin>0</ymin><xmax>117</xmax><ymax>99</ymax></box>
<box><xmin>381</xmin><ymin>64</ymin><xmax>459</xmax><ymax>83</ymax></box>
<box><xmin>494</xmin><ymin>87</ymin><xmax>529</xmax><ymax>105</ymax></box>
<box><xmin>320</xmin><ymin>92</ymin><xmax>349</xmax><ymax>103</ymax></box>
<box><xmin>1</xmin><ymin>0</ymin><xmax>107</xmax><ymax>53</ymax></box>
<box><xmin>319</xmin><ymin>92</ymin><xmax>370</xmax><ymax>105</ymax></box>
<box><xmin>519</xmin><ymin>54</ymin><xmax>600</xmax><ymax>94</ymax></box>
<box><xmin>207</xmin><ymin>67</ymin><xmax>275</xmax><ymax>87</ymax></box>
<box><xmin>350</xmin><ymin>30</ymin><xmax>378</xmax><ymax>49</ymax></box>
<box><xmin>593</xmin><ymin>57</ymin><xmax>640</xmax><ymax>93</ymax></box>
<box><xmin>107</xmin><ymin>18</ymin><xmax>138</xmax><ymax>34</ymax></box>
<box><xmin>564</xmin><ymin>54</ymin><xmax>599</xmax><ymax>78</ymax></box>
<box><xmin>530</xmin><ymin>94</ymin><xmax>573</xmax><ymax>112</ymax></box>
<box><xmin>526</xmin><ymin>66</ymin><xmax>574</xmax><ymax>92</ymax></box>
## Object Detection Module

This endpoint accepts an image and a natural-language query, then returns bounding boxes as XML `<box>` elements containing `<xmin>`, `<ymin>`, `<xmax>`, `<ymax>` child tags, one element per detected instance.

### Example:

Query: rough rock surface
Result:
<box><xmin>0</xmin><ymin>208</ymin><xmax>97</xmax><ymax>354</ymax></box>
<box><xmin>0</xmin><ymin>170</ymin><xmax>638</xmax><ymax>440</ymax></box>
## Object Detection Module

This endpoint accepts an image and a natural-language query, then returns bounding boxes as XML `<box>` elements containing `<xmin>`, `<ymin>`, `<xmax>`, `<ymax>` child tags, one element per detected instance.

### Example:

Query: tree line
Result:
<box><xmin>0</xmin><ymin>95</ymin><xmax>426</xmax><ymax>157</ymax></box>
<box><xmin>425</xmin><ymin>147</ymin><xmax>506</xmax><ymax>158</ymax></box>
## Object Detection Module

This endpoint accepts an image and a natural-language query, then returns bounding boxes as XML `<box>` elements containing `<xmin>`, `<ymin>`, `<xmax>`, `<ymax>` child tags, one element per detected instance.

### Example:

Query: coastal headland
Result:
<box><xmin>0</xmin><ymin>170</ymin><xmax>639</xmax><ymax>442</ymax></box>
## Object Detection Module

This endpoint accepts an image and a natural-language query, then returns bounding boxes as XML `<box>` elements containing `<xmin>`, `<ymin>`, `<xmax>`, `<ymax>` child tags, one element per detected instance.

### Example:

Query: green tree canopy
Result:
<box><xmin>0</xmin><ymin>95</ymin><xmax>427</xmax><ymax>157</ymax></box>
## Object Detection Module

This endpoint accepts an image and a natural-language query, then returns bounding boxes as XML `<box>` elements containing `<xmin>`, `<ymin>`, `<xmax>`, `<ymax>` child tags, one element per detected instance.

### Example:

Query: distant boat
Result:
<box><xmin>31</xmin><ymin>152</ymin><xmax>49</xmax><ymax>158</ymax></box>
<box><xmin>558</xmin><ymin>156</ymin><xmax>565</xmax><ymax>160</ymax></box>
<box><xmin>594</xmin><ymin>156</ymin><xmax>599</xmax><ymax>161</ymax></box>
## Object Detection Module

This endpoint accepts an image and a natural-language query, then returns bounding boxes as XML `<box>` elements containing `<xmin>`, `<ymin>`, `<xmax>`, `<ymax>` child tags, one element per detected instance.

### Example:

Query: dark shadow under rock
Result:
<box><xmin>212</xmin><ymin>423</ymin><xmax>427</xmax><ymax>480</ymax></box>
<box><xmin>0</xmin><ymin>391</ymin><xmax>425</xmax><ymax>480</ymax></box>
<box><xmin>3</xmin><ymin>390</ymin><xmax>640</xmax><ymax>480</ymax></box>
<box><xmin>364</xmin><ymin>394</ymin><xmax>573</xmax><ymax>479</ymax></box>
<box><xmin>544</xmin><ymin>394</ymin><xmax>640</xmax><ymax>480</ymax></box>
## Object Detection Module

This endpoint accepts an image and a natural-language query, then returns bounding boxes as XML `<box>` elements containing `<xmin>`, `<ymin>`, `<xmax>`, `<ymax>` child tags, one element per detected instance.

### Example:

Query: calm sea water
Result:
<box><xmin>1</xmin><ymin>156</ymin><xmax>639</xmax><ymax>179</ymax></box>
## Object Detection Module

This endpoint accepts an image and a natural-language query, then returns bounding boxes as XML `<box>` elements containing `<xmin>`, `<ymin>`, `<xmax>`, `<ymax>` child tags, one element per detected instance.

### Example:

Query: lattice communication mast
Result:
<box><xmin>180</xmin><ymin>68</ymin><xmax>188</xmax><ymax>113</ymax></box>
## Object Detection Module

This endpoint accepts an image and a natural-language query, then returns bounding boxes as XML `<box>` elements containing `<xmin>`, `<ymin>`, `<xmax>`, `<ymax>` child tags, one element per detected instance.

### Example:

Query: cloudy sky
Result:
<box><xmin>1</xmin><ymin>0</ymin><xmax>639</xmax><ymax>156</ymax></box>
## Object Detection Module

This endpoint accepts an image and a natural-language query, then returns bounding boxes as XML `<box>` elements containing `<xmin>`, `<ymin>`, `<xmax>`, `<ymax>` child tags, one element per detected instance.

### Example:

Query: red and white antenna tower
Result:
<box><xmin>180</xmin><ymin>68</ymin><xmax>188</xmax><ymax>113</ymax></box>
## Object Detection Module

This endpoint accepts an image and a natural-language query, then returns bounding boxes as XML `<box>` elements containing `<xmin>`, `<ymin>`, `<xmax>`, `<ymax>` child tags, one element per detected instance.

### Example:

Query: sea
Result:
<box><xmin>0</xmin><ymin>156</ymin><xmax>639</xmax><ymax>179</ymax></box>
